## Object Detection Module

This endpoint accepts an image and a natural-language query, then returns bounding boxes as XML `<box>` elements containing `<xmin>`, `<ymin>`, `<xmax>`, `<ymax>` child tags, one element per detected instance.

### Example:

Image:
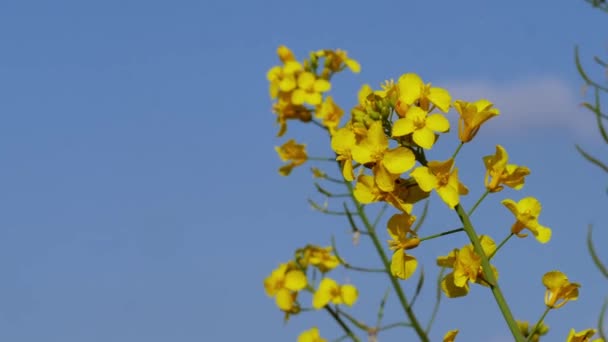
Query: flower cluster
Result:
<box><xmin>264</xmin><ymin>46</ymin><xmax>592</xmax><ymax>342</ymax></box>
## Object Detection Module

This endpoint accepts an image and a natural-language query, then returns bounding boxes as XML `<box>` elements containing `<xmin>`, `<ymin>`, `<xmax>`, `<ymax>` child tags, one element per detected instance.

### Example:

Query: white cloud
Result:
<box><xmin>442</xmin><ymin>77</ymin><xmax>596</xmax><ymax>138</ymax></box>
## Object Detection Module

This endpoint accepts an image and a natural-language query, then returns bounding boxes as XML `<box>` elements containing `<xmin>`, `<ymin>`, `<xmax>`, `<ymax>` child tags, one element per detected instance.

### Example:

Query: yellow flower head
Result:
<box><xmin>443</xmin><ymin>329</ymin><xmax>459</xmax><ymax>342</ymax></box>
<box><xmin>502</xmin><ymin>197</ymin><xmax>551</xmax><ymax>243</ymax></box>
<box><xmin>264</xmin><ymin>263</ymin><xmax>307</xmax><ymax>311</ymax></box>
<box><xmin>396</xmin><ymin>73</ymin><xmax>451</xmax><ymax>114</ymax></box>
<box><xmin>296</xmin><ymin>245</ymin><xmax>340</xmax><ymax>273</ymax></box>
<box><xmin>542</xmin><ymin>271</ymin><xmax>580</xmax><ymax>309</ymax></box>
<box><xmin>353</xmin><ymin>175</ymin><xmax>429</xmax><ymax>213</ymax></box>
<box><xmin>517</xmin><ymin>320</ymin><xmax>549</xmax><ymax>342</ymax></box>
<box><xmin>298</xmin><ymin>327</ymin><xmax>327</xmax><ymax>342</ymax></box>
<box><xmin>411</xmin><ymin>158</ymin><xmax>469</xmax><ymax>208</ymax></box>
<box><xmin>437</xmin><ymin>235</ymin><xmax>497</xmax><ymax>298</ymax></box>
<box><xmin>275</xmin><ymin>139</ymin><xmax>308</xmax><ymax>176</ymax></box>
<box><xmin>316</xmin><ymin>96</ymin><xmax>344</xmax><ymax>135</ymax></box>
<box><xmin>392</xmin><ymin>106</ymin><xmax>450</xmax><ymax>149</ymax></box>
<box><xmin>352</xmin><ymin>121</ymin><xmax>416</xmax><ymax>192</ymax></box>
<box><xmin>566</xmin><ymin>328</ymin><xmax>604</xmax><ymax>342</ymax></box>
<box><xmin>387</xmin><ymin>213</ymin><xmax>420</xmax><ymax>280</ymax></box>
<box><xmin>292</xmin><ymin>72</ymin><xmax>331</xmax><ymax>106</ymax></box>
<box><xmin>454</xmin><ymin>99</ymin><xmax>500</xmax><ymax>143</ymax></box>
<box><xmin>331</xmin><ymin>126</ymin><xmax>358</xmax><ymax>181</ymax></box>
<box><xmin>312</xmin><ymin>277</ymin><xmax>358</xmax><ymax>309</ymax></box>
<box><xmin>483</xmin><ymin>145</ymin><xmax>530</xmax><ymax>192</ymax></box>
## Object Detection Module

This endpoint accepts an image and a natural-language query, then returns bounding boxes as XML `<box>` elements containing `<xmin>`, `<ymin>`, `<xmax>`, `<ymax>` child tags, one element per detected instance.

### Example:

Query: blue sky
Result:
<box><xmin>0</xmin><ymin>0</ymin><xmax>607</xmax><ymax>341</ymax></box>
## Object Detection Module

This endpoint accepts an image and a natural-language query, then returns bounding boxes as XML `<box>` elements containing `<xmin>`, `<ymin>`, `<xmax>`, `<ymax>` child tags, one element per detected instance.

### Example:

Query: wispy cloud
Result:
<box><xmin>442</xmin><ymin>77</ymin><xmax>595</xmax><ymax>138</ymax></box>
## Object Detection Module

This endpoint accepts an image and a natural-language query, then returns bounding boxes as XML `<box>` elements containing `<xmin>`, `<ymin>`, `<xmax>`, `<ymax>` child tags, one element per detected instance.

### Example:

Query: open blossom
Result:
<box><xmin>387</xmin><ymin>213</ymin><xmax>420</xmax><ymax>279</ymax></box>
<box><xmin>392</xmin><ymin>105</ymin><xmax>450</xmax><ymax>149</ymax></box>
<box><xmin>542</xmin><ymin>271</ymin><xmax>580</xmax><ymax>309</ymax></box>
<box><xmin>296</xmin><ymin>245</ymin><xmax>340</xmax><ymax>273</ymax></box>
<box><xmin>454</xmin><ymin>99</ymin><xmax>500</xmax><ymax>142</ymax></box>
<box><xmin>502</xmin><ymin>197</ymin><xmax>551</xmax><ymax>243</ymax></box>
<box><xmin>316</xmin><ymin>96</ymin><xmax>344</xmax><ymax>135</ymax></box>
<box><xmin>312</xmin><ymin>278</ymin><xmax>358</xmax><ymax>309</ymax></box>
<box><xmin>352</xmin><ymin>121</ymin><xmax>415</xmax><ymax>192</ymax></box>
<box><xmin>436</xmin><ymin>235</ymin><xmax>497</xmax><ymax>298</ymax></box>
<box><xmin>291</xmin><ymin>72</ymin><xmax>331</xmax><ymax>106</ymax></box>
<box><xmin>483</xmin><ymin>145</ymin><xmax>530</xmax><ymax>192</ymax></box>
<box><xmin>396</xmin><ymin>73</ymin><xmax>451</xmax><ymax>114</ymax></box>
<box><xmin>275</xmin><ymin>139</ymin><xmax>307</xmax><ymax>176</ymax></box>
<box><xmin>411</xmin><ymin>158</ymin><xmax>468</xmax><ymax>208</ymax></box>
<box><xmin>331</xmin><ymin>126</ymin><xmax>357</xmax><ymax>181</ymax></box>
<box><xmin>264</xmin><ymin>263</ymin><xmax>307</xmax><ymax>312</ymax></box>
<box><xmin>353</xmin><ymin>174</ymin><xmax>429</xmax><ymax>213</ymax></box>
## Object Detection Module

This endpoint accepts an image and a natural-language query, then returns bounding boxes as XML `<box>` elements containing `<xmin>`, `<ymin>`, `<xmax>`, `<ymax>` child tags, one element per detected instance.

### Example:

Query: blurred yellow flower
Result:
<box><xmin>312</xmin><ymin>278</ymin><xmax>358</xmax><ymax>309</ymax></box>
<box><xmin>331</xmin><ymin>126</ymin><xmax>358</xmax><ymax>181</ymax></box>
<box><xmin>396</xmin><ymin>73</ymin><xmax>451</xmax><ymax>114</ymax></box>
<box><xmin>275</xmin><ymin>139</ymin><xmax>307</xmax><ymax>176</ymax></box>
<box><xmin>483</xmin><ymin>145</ymin><xmax>530</xmax><ymax>192</ymax></box>
<box><xmin>264</xmin><ymin>263</ymin><xmax>307</xmax><ymax>311</ymax></box>
<box><xmin>316</xmin><ymin>96</ymin><xmax>344</xmax><ymax>135</ymax></box>
<box><xmin>292</xmin><ymin>72</ymin><xmax>331</xmax><ymax>106</ymax></box>
<box><xmin>566</xmin><ymin>328</ymin><xmax>604</xmax><ymax>342</ymax></box>
<box><xmin>296</xmin><ymin>245</ymin><xmax>340</xmax><ymax>273</ymax></box>
<box><xmin>298</xmin><ymin>327</ymin><xmax>327</xmax><ymax>342</ymax></box>
<box><xmin>443</xmin><ymin>329</ymin><xmax>459</xmax><ymax>342</ymax></box>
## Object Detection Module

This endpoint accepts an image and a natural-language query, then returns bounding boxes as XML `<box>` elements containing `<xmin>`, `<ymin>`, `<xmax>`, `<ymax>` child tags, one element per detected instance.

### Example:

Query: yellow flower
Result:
<box><xmin>566</xmin><ymin>328</ymin><xmax>604</xmax><ymax>342</ymax></box>
<box><xmin>353</xmin><ymin>175</ymin><xmax>429</xmax><ymax>213</ymax></box>
<box><xmin>396</xmin><ymin>73</ymin><xmax>451</xmax><ymax>114</ymax></box>
<box><xmin>292</xmin><ymin>72</ymin><xmax>331</xmax><ymax>106</ymax></box>
<box><xmin>542</xmin><ymin>271</ymin><xmax>580</xmax><ymax>309</ymax></box>
<box><xmin>436</xmin><ymin>236</ymin><xmax>497</xmax><ymax>298</ymax></box>
<box><xmin>316</xmin><ymin>96</ymin><xmax>344</xmax><ymax>135</ymax></box>
<box><xmin>275</xmin><ymin>139</ymin><xmax>307</xmax><ymax>176</ymax></box>
<box><xmin>502</xmin><ymin>197</ymin><xmax>551</xmax><ymax>243</ymax></box>
<box><xmin>264</xmin><ymin>263</ymin><xmax>307</xmax><ymax>311</ymax></box>
<box><xmin>352</xmin><ymin>121</ymin><xmax>416</xmax><ymax>192</ymax></box>
<box><xmin>272</xmin><ymin>96</ymin><xmax>313</xmax><ymax>137</ymax></box>
<box><xmin>331</xmin><ymin>126</ymin><xmax>357</xmax><ymax>181</ymax></box>
<box><xmin>454</xmin><ymin>99</ymin><xmax>500</xmax><ymax>143</ymax></box>
<box><xmin>517</xmin><ymin>320</ymin><xmax>549</xmax><ymax>342</ymax></box>
<box><xmin>312</xmin><ymin>277</ymin><xmax>358</xmax><ymax>309</ymax></box>
<box><xmin>483</xmin><ymin>145</ymin><xmax>530</xmax><ymax>192</ymax></box>
<box><xmin>443</xmin><ymin>329</ymin><xmax>459</xmax><ymax>342</ymax></box>
<box><xmin>315</xmin><ymin>49</ymin><xmax>361</xmax><ymax>75</ymax></box>
<box><xmin>387</xmin><ymin>213</ymin><xmax>420</xmax><ymax>280</ymax></box>
<box><xmin>411</xmin><ymin>158</ymin><xmax>468</xmax><ymax>208</ymax></box>
<box><xmin>298</xmin><ymin>327</ymin><xmax>327</xmax><ymax>342</ymax></box>
<box><xmin>392</xmin><ymin>106</ymin><xmax>450</xmax><ymax>149</ymax></box>
<box><xmin>296</xmin><ymin>245</ymin><xmax>340</xmax><ymax>273</ymax></box>
<box><xmin>267</xmin><ymin>61</ymin><xmax>303</xmax><ymax>99</ymax></box>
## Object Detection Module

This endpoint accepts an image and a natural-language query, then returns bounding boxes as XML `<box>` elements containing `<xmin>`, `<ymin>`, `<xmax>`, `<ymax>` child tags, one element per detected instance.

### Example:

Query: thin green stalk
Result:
<box><xmin>490</xmin><ymin>233</ymin><xmax>514</xmax><ymax>260</ymax></box>
<box><xmin>526</xmin><ymin>307</ymin><xmax>550</xmax><ymax>342</ymax></box>
<box><xmin>325</xmin><ymin>306</ymin><xmax>361</xmax><ymax>342</ymax></box>
<box><xmin>337</xmin><ymin>307</ymin><xmax>370</xmax><ymax>331</ymax></box>
<box><xmin>345</xmin><ymin>181</ymin><xmax>430</xmax><ymax>342</ymax></box>
<box><xmin>378</xmin><ymin>322</ymin><xmax>412</xmax><ymax>332</ymax></box>
<box><xmin>467</xmin><ymin>189</ymin><xmax>490</xmax><ymax>217</ymax></box>
<box><xmin>309</xmin><ymin>157</ymin><xmax>339</xmax><ymax>162</ymax></box>
<box><xmin>451</xmin><ymin>142</ymin><xmax>464</xmax><ymax>160</ymax></box>
<box><xmin>419</xmin><ymin>227</ymin><xmax>464</xmax><ymax>243</ymax></box>
<box><xmin>455</xmin><ymin>204</ymin><xmax>525</xmax><ymax>342</ymax></box>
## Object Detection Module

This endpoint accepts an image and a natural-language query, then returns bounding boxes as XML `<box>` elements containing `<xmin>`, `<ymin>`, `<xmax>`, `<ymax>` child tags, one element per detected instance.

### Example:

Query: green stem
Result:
<box><xmin>378</xmin><ymin>322</ymin><xmax>412</xmax><ymax>332</ymax></box>
<box><xmin>467</xmin><ymin>189</ymin><xmax>490</xmax><ymax>217</ymax></box>
<box><xmin>419</xmin><ymin>228</ymin><xmax>464</xmax><ymax>243</ymax></box>
<box><xmin>336</xmin><ymin>307</ymin><xmax>370</xmax><ymax>331</ymax></box>
<box><xmin>325</xmin><ymin>306</ymin><xmax>360</xmax><ymax>342</ymax></box>
<box><xmin>345</xmin><ymin>181</ymin><xmax>430</xmax><ymax>342</ymax></box>
<box><xmin>526</xmin><ymin>307</ymin><xmax>551</xmax><ymax>342</ymax></box>
<box><xmin>455</xmin><ymin>204</ymin><xmax>525</xmax><ymax>342</ymax></box>
<box><xmin>451</xmin><ymin>142</ymin><xmax>464</xmax><ymax>160</ymax></box>
<box><xmin>489</xmin><ymin>233</ymin><xmax>514</xmax><ymax>260</ymax></box>
<box><xmin>309</xmin><ymin>157</ymin><xmax>338</xmax><ymax>162</ymax></box>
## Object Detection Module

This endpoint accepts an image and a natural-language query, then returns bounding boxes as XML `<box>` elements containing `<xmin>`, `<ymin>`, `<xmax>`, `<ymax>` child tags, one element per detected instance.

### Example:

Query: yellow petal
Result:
<box><xmin>392</xmin><ymin>118</ymin><xmax>416</xmax><ymax>137</ymax></box>
<box><xmin>443</xmin><ymin>329</ymin><xmax>459</xmax><ymax>342</ymax></box>
<box><xmin>441</xmin><ymin>273</ymin><xmax>469</xmax><ymax>298</ymax></box>
<box><xmin>276</xmin><ymin>288</ymin><xmax>295</xmax><ymax>311</ymax></box>
<box><xmin>391</xmin><ymin>249</ymin><xmax>418</xmax><ymax>280</ymax></box>
<box><xmin>340</xmin><ymin>284</ymin><xmax>358</xmax><ymax>306</ymax></box>
<box><xmin>383</xmin><ymin>147</ymin><xmax>415</xmax><ymax>174</ymax></box>
<box><xmin>412</xmin><ymin>127</ymin><xmax>436</xmax><ymax>149</ymax></box>
<box><xmin>398</xmin><ymin>73</ymin><xmax>423</xmax><ymax>105</ymax></box>
<box><xmin>437</xmin><ymin>184</ymin><xmax>460</xmax><ymax>208</ymax></box>
<box><xmin>530</xmin><ymin>223</ymin><xmax>552</xmax><ymax>244</ymax></box>
<box><xmin>427</xmin><ymin>87</ymin><xmax>452</xmax><ymax>112</ymax></box>
<box><xmin>313</xmin><ymin>278</ymin><xmax>337</xmax><ymax>309</ymax></box>
<box><xmin>542</xmin><ymin>271</ymin><xmax>569</xmax><ymax>289</ymax></box>
<box><xmin>285</xmin><ymin>270</ymin><xmax>307</xmax><ymax>291</ymax></box>
<box><xmin>411</xmin><ymin>167</ymin><xmax>437</xmax><ymax>192</ymax></box>
<box><xmin>375</xmin><ymin>164</ymin><xmax>397</xmax><ymax>192</ymax></box>
<box><xmin>426</xmin><ymin>114</ymin><xmax>450</xmax><ymax>132</ymax></box>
